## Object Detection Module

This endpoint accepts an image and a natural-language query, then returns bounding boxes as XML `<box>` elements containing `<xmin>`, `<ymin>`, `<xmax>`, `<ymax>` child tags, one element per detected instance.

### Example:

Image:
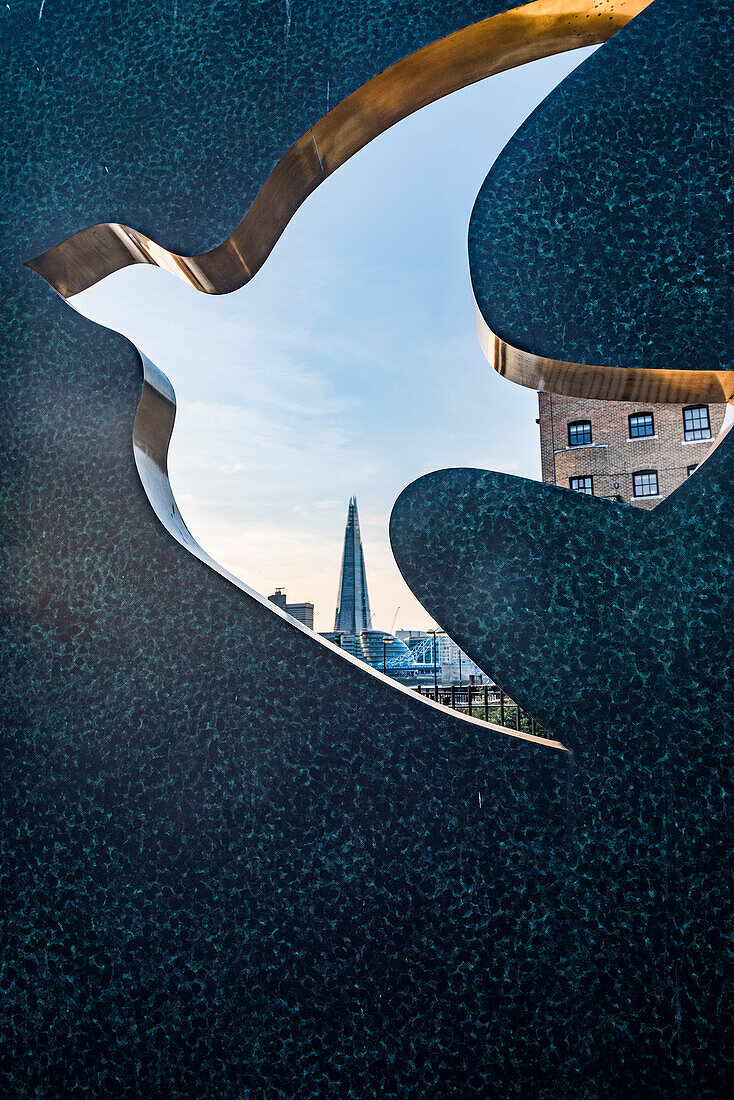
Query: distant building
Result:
<box><xmin>285</xmin><ymin>603</ymin><xmax>315</xmax><ymax>630</ymax></box>
<box><xmin>321</xmin><ymin>497</ymin><xmax>493</xmax><ymax>677</ymax></box>
<box><xmin>396</xmin><ymin>630</ymin><xmax>491</xmax><ymax>685</ymax></box>
<box><xmin>538</xmin><ymin>394</ymin><xmax>726</xmax><ymax>508</ymax></box>
<box><xmin>322</xmin><ymin>628</ymin><xmax>416</xmax><ymax>671</ymax></box>
<box><xmin>268</xmin><ymin>589</ymin><xmax>288</xmax><ymax>612</ymax></box>
<box><xmin>333</xmin><ymin>496</ymin><xmax>372</xmax><ymax>633</ymax></box>
<box><xmin>268</xmin><ymin>588</ymin><xmax>314</xmax><ymax>630</ymax></box>
<box><xmin>321</xmin><ymin>498</ymin><xmax>490</xmax><ymax>684</ymax></box>
<box><xmin>395</xmin><ymin>630</ymin><xmax>428</xmax><ymax>648</ymax></box>
<box><xmin>322</xmin><ymin>498</ymin><xmax>415</xmax><ymax>676</ymax></box>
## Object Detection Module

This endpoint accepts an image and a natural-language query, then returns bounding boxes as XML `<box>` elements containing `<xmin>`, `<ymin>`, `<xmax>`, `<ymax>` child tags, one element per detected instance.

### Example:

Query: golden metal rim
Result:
<box><xmin>473</xmin><ymin>297</ymin><xmax>734</xmax><ymax>405</ymax></box>
<box><xmin>30</xmin><ymin>0</ymin><xmax>650</xmax><ymax>296</ymax></box>
<box><xmin>29</xmin><ymin>0</ymin><xmax>725</xmax><ymax>404</ymax></box>
<box><xmin>28</xmin><ymin>0</ymin><xmax>702</xmax><ymax>405</ymax></box>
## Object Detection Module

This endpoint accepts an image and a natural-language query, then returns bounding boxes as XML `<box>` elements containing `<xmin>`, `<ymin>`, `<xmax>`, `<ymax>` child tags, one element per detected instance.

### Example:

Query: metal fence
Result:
<box><xmin>414</xmin><ymin>684</ymin><xmax>547</xmax><ymax>738</ymax></box>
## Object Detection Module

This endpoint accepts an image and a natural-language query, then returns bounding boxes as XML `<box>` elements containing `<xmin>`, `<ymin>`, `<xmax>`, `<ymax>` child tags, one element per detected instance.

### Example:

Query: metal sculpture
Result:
<box><xmin>391</xmin><ymin>0</ymin><xmax>733</xmax><ymax>1089</ymax></box>
<box><xmin>2</xmin><ymin>0</ymin><xmax>730</xmax><ymax>1094</ymax></box>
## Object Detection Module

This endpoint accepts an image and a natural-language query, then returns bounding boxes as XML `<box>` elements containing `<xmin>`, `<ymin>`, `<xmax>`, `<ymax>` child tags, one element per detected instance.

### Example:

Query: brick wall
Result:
<box><xmin>538</xmin><ymin>394</ymin><xmax>727</xmax><ymax>509</ymax></box>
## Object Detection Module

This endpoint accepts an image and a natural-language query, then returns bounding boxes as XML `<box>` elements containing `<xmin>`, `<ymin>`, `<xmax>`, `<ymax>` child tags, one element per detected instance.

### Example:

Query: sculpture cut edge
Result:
<box><xmin>26</xmin><ymin>0</ymin><xmax>714</xmax><ymax>410</ymax></box>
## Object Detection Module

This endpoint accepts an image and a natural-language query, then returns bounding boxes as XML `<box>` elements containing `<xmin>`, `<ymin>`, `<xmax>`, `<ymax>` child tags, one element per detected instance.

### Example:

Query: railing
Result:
<box><xmin>415</xmin><ymin>684</ymin><xmax>547</xmax><ymax>738</ymax></box>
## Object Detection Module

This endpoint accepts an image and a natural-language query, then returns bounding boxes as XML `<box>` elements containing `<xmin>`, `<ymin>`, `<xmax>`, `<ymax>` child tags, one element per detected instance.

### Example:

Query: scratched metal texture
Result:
<box><xmin>1</xmin><ymin>0</ymin><xmax>731</xmax><ymax>1095</ymax></box>
<box><xmin>470</xmin><ymin>0</ymin><xmax>734</xmax><ymax>373</ymax></box>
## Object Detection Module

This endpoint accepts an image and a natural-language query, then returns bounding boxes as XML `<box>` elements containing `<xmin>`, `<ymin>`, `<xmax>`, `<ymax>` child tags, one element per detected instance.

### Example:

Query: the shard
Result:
<box><xmin>333</xmin><ymin>496</ymin><xmax>372</xmax><ymax>633</ymax></box>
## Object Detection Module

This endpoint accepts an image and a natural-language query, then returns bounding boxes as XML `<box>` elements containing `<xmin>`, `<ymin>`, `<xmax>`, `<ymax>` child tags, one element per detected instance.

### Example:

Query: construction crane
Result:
<box><xmin>390</xmin><ymin>606</ymin><xmax>400</xmax><ymax>634</ymax></box>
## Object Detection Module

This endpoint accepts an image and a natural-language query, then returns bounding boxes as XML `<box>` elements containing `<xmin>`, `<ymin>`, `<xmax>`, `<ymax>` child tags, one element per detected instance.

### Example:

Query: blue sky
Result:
<box><xmin>73</xmin><ymin>47</ymin><xmax>596</xmax><ymax>633</ymax></box>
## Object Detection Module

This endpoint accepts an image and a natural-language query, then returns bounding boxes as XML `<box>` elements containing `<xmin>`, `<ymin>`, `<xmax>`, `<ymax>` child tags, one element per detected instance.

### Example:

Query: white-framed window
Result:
<box><xmin>683</xmin><ymin>405</ymin><xmax>711</xmax><ymax>441</ymax></box>
<box><xmin>632</xmin><ymin>470</ymin><xmax>659</xmax><ymax>497</ymax></box>
<box><xmin>628</xmin><ymin>412</ymin><xmax>654</xmax><ymax>438</ymax></box>
<box><xmin>570</xmin><ymin>476</ymin><xmax>593</xmax><ymax>496</ymax></box>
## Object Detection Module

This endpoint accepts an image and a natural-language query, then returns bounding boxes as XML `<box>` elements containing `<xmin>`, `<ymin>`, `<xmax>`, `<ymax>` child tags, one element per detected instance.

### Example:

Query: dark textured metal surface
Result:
<box><xmin>470</xmin><ymin>0</ymin><xmax>734</xmax><ymax>378</ymax></box>
<box><xmin>0</xmin><ymin>2</ymin><xmax>571</xmax><ymax>1095</ymax></box>
<box><xmin>2</xmin><ymin>0</ymin><xmax>731</xmax><ymax>1095</ymax></box>
<box><xmin>390</xmin><ymin>431</ymin><xmax>734</xmax><ymax>1094</ymax></box>
<box><xmin>5</xmin><ymin>276</ymin><xmax>568</xmax><ymax>1097</ymax></box>
<box><xmin>26</xmin><ymin>1</ymin><xmax>646</xmax><ymax>300</ymax></box>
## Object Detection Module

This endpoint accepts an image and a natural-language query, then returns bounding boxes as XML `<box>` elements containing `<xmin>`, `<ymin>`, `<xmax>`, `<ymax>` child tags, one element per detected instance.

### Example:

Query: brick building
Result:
<box><xmin>538</xmin><ymin>395</ymin><xmax>727</xmax><ymax>509</ymax></box>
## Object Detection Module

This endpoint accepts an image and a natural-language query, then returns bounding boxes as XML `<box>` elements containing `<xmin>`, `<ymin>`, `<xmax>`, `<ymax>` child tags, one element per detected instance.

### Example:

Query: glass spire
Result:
<box><xmin>334</xmin><ymin>496</ymin><xmax>372</xmax><ymax>633</ymax></box>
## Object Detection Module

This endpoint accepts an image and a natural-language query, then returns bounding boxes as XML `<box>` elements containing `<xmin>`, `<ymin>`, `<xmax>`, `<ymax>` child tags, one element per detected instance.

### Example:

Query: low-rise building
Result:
<box><xmin>268</xmin><ymin>588</ymin><xmax>315</xmax><ymax>630</ymax></box>
<box><xmin>537</xmin><ymin>394</ymin><xmax>726</xmax><ymax>508</ymax></box>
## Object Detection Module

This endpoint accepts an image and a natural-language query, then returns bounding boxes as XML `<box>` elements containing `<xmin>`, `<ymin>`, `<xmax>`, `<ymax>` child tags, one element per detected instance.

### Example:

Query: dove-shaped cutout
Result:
<box><xmin>59</xmin><ymin>54</ymin><xmax>595</xmax><ymax>643</ymax></box>
<box><xmin>5</xmin><ymin>0</ymin><xmax>732</xmax><ymax>1093</ymax></box>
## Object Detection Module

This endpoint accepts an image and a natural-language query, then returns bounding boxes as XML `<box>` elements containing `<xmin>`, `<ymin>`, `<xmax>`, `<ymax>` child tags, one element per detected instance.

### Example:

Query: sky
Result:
<box><xmin>72</xmin><ymin>47</ymin><xmax>596</xmax><ymax>634</ymax></box>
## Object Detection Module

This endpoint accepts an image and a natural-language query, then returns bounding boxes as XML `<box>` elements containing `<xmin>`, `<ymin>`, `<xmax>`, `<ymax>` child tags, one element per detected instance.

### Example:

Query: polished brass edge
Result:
<box><xmin>473</xmin><ymin>295</ymin><xmax>734</xmax><ymax>406</ymax></box>
<box><xmin>37</xmin><ymin>0</ymin><xmax>717</xmax><ymax>406</ymax></box>
<box><xmin>25</xmin><ymin>1</ymin><xmax>662</xmax><ymax>743</ymax></box>
<box><xmin>26</xmin><ymin>0</ymin><xmax>650</xmax><ymax>303</ymax></box>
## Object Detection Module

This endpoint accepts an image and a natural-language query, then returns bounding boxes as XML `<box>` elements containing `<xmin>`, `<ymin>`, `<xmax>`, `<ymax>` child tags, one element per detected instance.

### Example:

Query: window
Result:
<box><xmin>683</xmin><ymin>405</ymin><xmax>711</xmax><ymax>441</ymax></box>
<box><xmin>632</xmin><ymin>470</ymin><xmax>659</xmax><ymax>497</ymax></box>
<box><xmin>687</xmin><ymin>464</ymin><xmax>698</xmax><ymax>477</ymax></box>
<box><xmin>568</xmin><ymin>420</ymin><xmax>592</xmax><ymax>447</ymax></box>
<box><xmin>570</xmin><ymin>476</ymin><xmax>593</xmax><ymax>495</ymax></box>
<box><xmin>628</xmin><ymin>412</ymin><xmax>654</xmax><ymax>438</ymax></box>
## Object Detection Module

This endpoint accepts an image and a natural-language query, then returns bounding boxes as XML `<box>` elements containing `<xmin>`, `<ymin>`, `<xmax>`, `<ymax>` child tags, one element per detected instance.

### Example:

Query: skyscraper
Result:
<box><xmin>333</xmin><ymin>496</ymin><xmax>372</xmax><ymax>634</ymax></box>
